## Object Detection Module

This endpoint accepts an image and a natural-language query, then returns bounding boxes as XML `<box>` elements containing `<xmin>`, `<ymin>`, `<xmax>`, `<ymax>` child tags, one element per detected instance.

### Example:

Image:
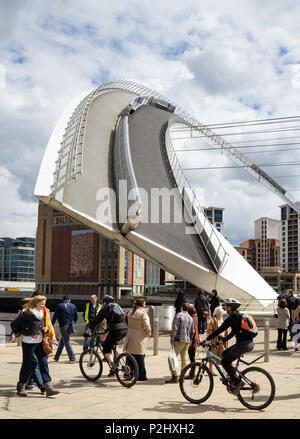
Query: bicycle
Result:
<box><xmin>79</xmin><ymin>330</ymin><xmax>139</xmax><ymax>388</ymax></box>
<box><xmin>179</xmin><ymin>342</ymin><xmax>276</xmax><ymax>410</ymax></box>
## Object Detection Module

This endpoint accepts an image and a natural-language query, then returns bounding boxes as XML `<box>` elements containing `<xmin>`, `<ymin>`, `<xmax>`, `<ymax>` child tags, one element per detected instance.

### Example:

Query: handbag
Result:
<box><xmin>168</xmin><ymin>346</ymin><xmax>179</xmax><ymax>372</ymax></box>
<box><xmin>43</xmin><ymin>333</ymin><xmax>53</xmax><ymax>355</ymax></box>
<box><xmin>202</xmin><ymin>311</ymin><xmax>209</xmax><ymax>318</ymax></box>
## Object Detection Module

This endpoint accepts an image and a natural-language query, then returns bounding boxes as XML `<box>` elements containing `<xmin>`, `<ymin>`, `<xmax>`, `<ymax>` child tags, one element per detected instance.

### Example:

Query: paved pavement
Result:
<box><xmin>0</xmin><ymin>328</ymin><xmax>299</xmax><ymax>420</ymax></box>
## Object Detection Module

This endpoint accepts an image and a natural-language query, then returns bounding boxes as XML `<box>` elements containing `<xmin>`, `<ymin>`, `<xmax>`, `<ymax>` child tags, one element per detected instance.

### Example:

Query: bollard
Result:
<box><xmin>153</xmin><ymin>316</ymin><xmax>159</xmax><ymax>356</ymax></box>
<box><xmin>264</xmin><ymin>318</ymin><xmax>270</xmax><ymax>362</ymax></box>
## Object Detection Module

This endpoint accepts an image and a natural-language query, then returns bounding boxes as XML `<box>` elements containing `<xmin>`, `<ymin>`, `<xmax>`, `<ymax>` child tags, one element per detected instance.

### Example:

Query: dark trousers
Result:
<box><xmin>27</xmin><ymin>352</ymin><xmax>44</xmax><ymax>389</ymax></box>
<box><xmin>132</xmin><ymin>354</ymin><xmax>147</xmax><ymax>381</ymax></box>
<box><xmin>277</xmin><ymin>329</ymin><xmax>288</xmax><ymax>349</ymax></box>
<box><xmin>19</xmin><ymin>342</ymin><xmax>51</xmax><ymax>384</ymax></box>
<box><xmin>188</xmin><ymin>346</ymin><xmax>196</xmax><ymax>375</ymax></box>
<box><xmin>197</xmin><ymin>314</ymin><xmax>207</xmax><ymax>334</ymax></box>
<box><xmin>221</xmin><ymin>340</ymin><xmax>254</xmax><ymax>384</ymax></box>
<box><xmin>188</xmin><ymin>345</ymin><xmax>196</xmax><ymax>363</ymax></box>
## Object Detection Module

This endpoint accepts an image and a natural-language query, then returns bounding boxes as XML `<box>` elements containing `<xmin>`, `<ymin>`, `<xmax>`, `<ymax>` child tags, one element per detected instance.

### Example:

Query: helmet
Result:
<box><xmin>224</xmin><ymin>298</ymin><xmax>241</xmax><ymax>310</ymax></box>
<box><xmin>102</xmin><ymin>295</ymin><xmax>114</xmax><ymax>304</ymax></box>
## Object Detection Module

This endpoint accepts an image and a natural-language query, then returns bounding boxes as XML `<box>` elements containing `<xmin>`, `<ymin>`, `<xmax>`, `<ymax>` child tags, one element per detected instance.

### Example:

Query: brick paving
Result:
<box><xmin>0</xmin><ymin>328</ymin><xmax>299</xmax><ymax>419</ymax></box>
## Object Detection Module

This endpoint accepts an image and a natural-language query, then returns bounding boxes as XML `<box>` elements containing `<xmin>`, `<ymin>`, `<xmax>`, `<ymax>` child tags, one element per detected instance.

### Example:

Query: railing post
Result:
<box><xmin>148</xmin><ymin>306</ymin><xmax>159</xmax><ymax>356</ymax></box>
<box><xmin>264</xmin><ymin>318</ymin><xmax>270</xmax><ymax>362</ymax></box>
<box><xmin>153</xmin><ymin>316</ymin><xmax>159</xmax><ymax>356</ymax></box>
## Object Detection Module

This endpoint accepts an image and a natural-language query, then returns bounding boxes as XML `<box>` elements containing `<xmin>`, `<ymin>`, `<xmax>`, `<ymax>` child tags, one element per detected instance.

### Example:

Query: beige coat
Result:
<box><xmin>124</xmin><ymin>308</ymin><xmax>151</xmax><ymax>355</ymax></box>
<box><xmin>292</xmin><ymin>305</ymin><xmax>300</xmax><ymax>322</ymax></box>
<box><xmin>206</xmin><ymin>317</ymin><xmax>229</xmax><ymax>364</ymax></box>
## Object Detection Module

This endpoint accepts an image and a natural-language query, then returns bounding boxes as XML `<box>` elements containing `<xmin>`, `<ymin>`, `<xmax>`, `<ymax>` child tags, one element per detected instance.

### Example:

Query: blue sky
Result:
<box><xmin>1</xmin><ymin>0</ymin><xmax>300</xmax><ymax>245</ymax></box>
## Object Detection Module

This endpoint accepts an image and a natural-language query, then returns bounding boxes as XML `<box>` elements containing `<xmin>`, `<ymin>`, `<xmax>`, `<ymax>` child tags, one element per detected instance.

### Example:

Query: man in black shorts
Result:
<box><xmin>86</xmin><ymin>296</ymin><xmax>128</xmax><ymax>371</ymax></box>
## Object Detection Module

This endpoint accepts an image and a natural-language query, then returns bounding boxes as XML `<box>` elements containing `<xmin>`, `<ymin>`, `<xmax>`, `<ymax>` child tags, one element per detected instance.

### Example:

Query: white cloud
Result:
<box><xmin>1</xmin><ymin>0</ymin><xmax>300</xmax><ymax>245</ymax></box>
<box><xmin>0</xmin><ymin>167</ymin><xmax>37</xmax><ymax>237</ymax></box>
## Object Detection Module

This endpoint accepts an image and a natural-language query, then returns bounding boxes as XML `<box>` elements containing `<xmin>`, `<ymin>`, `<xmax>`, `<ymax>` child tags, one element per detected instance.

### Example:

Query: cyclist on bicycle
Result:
<box><xmin>201</xmin><ymin>298</ymin><xmax>255</xmax><ymax>394</ymax></box>
<box><xmin>86</xmin><ymin>296</ymin><xmax>128</xmax><ymax>372</ymax></box>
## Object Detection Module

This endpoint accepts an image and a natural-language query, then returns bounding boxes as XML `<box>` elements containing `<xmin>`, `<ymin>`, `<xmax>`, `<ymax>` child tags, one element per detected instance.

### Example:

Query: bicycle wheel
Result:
<box><xmin>79</xmin><ymin>349</ymin><xmax>103</xmax><ymax>381</ymax></box>
<box><xmin>115</xmin><ymin>352</ymin><xmax>139</xmax><ymax>388</ymax></box>
<box><xmin>179</xmin><ymin>362</ymin><xmax>214</xmax><ymax>404</ymax></box>
<box><xmin>237</xmin><ymin>366</ymin><xmax>276</xmax><ymax>410</ymax></box>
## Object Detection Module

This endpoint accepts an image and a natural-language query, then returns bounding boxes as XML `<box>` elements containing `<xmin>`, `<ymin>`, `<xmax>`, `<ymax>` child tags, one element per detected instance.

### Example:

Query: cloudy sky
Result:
<box><xmin>1</xmin><ymin>0</ymin><xmax>300</xmax><ymax>246</ymax></box>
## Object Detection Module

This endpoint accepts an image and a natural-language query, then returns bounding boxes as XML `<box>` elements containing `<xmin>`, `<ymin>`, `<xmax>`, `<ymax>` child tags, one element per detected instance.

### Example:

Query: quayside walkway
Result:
<box><xmin>0</xmin><ymin>329</ymin><xmax>299</xmax><ymax>419</ymax></box>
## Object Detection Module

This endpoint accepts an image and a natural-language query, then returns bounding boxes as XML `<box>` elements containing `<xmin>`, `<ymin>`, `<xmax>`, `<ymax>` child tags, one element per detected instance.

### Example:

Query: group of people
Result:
<box><xmin>11</xmin><ymin>292</ymin><xmax>152</xmax><ymax>396</ymax></box>
<box><xmin>275</xmin><ymin>289</ymin><xmax>300</xmax><ymax>351</ymax></box>
<box><xmin>14</xmin><ymin>285</ymin><xmax>298</xmax><ymax>398</ymax></box>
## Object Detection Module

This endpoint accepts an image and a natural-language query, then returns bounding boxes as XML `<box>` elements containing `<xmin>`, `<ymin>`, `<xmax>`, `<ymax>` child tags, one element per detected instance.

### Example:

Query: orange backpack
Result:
<box><xmin>240</xmin><ymin>314</ymin><xmax>258</xmax><ymax>338</ymax></box>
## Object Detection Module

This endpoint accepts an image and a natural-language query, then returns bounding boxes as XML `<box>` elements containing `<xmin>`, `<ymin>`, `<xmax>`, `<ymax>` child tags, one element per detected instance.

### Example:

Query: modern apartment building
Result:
<box><xmin>204</xmin><ymin>207</ymin><xmax>224</xmax><ymax>235</ymax></box>
<box><xmin>35</xmin><ymin>203</ymin><xmax>173</xmax><ymax>298</ymax></box>
<box><xmin>235</xmin><ymin>218</ymin><xmax>280</xmax><ymax>274</ymax></box>
<box><xmin>235</xmin><ymin>239</ymin><xmax>256</xmax><ymax>270</ymax></box>
<box><xmin>0</xmin><ymin>237</ymin><xmax>35</xmax><ymax>281</ymax></box>
<box><xmin>254</xmin><ymin>218</ymin><xmax>281</xmax><ymax>272</ymax></box>
<box><xmin>280</xmin><ymin>203</ymin><xmax>300</xmax><ymax>273</ymax></box>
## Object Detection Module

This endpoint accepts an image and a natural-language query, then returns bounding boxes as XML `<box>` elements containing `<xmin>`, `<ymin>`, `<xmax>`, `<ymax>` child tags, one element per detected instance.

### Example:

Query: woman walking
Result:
<box><xmin>11</xmin><ymin>295</ymin><xmax>60</xmax><ymax>397</ymax></box>
<box><xmin>194</xmin><ymin>290</ymin><xmax>209</xmax><ymax>334</ymax></box>
<box><xmin>209</xmin><ymin>290</ymin><xmax>221</xmax><ymax>317</ymax></box>
<box><xmin>206</xmin><ymin>306</ymin><xmax>228</xmax><ymax>375</ymax></box>
<box><xmin>124</xmin><ymin>298</ymin><xmax>151</xmax><ymax>381</ymax></box>
<box><xmin>276</xmin><ymin>298</ymin><xmax>290</xmax><ymax>350</ymax></box>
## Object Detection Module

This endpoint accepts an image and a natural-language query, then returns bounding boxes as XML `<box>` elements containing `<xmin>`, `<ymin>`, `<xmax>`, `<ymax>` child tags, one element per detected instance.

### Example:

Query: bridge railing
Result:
<box><xmin>164</xmin><ymin>121</ymin><xmax>229</xmax><ymax>272</ymax></box>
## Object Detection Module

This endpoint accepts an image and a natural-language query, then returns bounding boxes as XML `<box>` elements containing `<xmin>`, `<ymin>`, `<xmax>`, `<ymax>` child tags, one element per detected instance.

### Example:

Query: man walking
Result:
<box><xmin>52</xmin><ymin>296</ymin><xmax>78</xmax><ymax>363</ymax></box>
<box><xmin>165</xmin><ymin>303</ymin><xmax>195</xmax><ymax>384</ymax></box>
<box><xmin>83</xmin><ymin>294</ymin><xmax>101</xmax><ymax>352</ymax></box>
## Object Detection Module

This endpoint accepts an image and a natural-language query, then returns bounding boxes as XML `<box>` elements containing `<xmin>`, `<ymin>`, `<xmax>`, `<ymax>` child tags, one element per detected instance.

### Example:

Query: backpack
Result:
<box><xmin>240</xmin><ymin>314</ymin><xmax>258</xmax><ymax>338</ymax></box>
<box><xmin>110</xmin><ymin>303</ymin><xmax>125</xmax><ymax>323</ymax></box>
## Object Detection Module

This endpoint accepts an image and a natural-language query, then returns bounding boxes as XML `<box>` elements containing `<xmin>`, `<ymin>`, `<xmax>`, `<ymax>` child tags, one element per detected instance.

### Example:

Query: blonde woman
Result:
<box><xmin>206</xmin><ymin>306</ymin><xmax>228</xmax><ymax>376</ymax></box>
<box><xmin>25</xmin><ymin>291</ymin><xmax>56</xmax><ymax>393</ymax></box>
<box><xmin>11</xmin><ymin>295</ymin><xmax>60</xmax><ymax>397</ymax></box>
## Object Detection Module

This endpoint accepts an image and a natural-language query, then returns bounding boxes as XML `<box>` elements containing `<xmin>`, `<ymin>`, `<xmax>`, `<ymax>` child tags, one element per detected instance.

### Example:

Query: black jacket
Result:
<box><xmin>11</xmin><ymin>311</ymin><xmax>43</xmax><ymax>337</ymax></box>
<box><xmin>206</xmin><ymin>311</ymin><xmax>254</xmax><ymax>343</ymax></box>
<box><xmin>210</xmin><ymin>295</ymin><xmax>220</xmax><ymax>314</ymax></box>
<box><xmin>287</xmin><ymin>295</ymin><xmax>299</xmax><ymax>312</ymax></box>
<box><xmin>89</xmin><ymin>303</ymin><xmax>127</xmax><ymax>332</ymax></box>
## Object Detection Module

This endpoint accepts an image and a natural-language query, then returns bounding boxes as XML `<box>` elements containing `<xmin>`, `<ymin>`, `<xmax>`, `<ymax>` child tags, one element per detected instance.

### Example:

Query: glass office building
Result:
<box><xmin>0</xmin><ymin>237</ymin><xmax>35</xmax><ymax>281</ymax></box>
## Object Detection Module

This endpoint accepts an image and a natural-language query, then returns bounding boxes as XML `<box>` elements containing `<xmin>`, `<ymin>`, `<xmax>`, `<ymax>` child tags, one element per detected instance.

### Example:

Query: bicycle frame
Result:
<box><xmin>201</xmin><ymin>346</ymin><xmax>265</xmax><ymax>385</ymax></box>
<box><xmin>204</xmin><ymin>350</ymin><xmax>228</xmax><ymax>382</ymax></box>
<box><xmin>90</xmin><ymin>334</ymin><xmax>118</xmax><ymax>363</ymax></box>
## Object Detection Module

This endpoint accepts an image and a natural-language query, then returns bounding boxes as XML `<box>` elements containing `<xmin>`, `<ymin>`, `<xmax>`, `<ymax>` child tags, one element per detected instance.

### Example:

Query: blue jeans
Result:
<box><xmin>197</xmin><ymin>314</ymin><xmax>207</xmax><ymax>334</ymax></box>
<box><xmin>54</xmin><ymin>325</ymin><xmax>76</xmax><ymax>361</ymax></box>
<box><xmin>27</xmin><ymin>352</ymin><xmax>44</xmax><ymax>389</ymax></box>
<box><xmin>19</xmin><ymin>342</ymin><xmax>51</xmax><ymax>384</ymax></box>
<box><xmin>83</xmin><ymin>324</ymin><xmax>96</xmax><ymax>351</ymax></box>
<box><xmin>132</xmin><ymin>354</ymin><xmax>147</xmax><ymax>381</ymax></box>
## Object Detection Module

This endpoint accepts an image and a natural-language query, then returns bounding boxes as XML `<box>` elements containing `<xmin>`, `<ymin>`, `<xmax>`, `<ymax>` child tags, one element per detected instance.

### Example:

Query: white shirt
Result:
<box><xmin>22</xmin><ymin>307</ymin><xmax>44</xmax><ymax>344</ymax></box>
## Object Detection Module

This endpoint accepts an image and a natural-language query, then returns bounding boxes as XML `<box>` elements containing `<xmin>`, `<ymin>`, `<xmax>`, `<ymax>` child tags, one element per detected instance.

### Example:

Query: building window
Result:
<box><xmin>214</xmin><ymin>210</ymin><xmax>223</xmax><ymax>223</ymax></box>
<box><xmin>281</xmin><ymin>207</ymin><xmax>287</xmax><ymax>221</ymax></box>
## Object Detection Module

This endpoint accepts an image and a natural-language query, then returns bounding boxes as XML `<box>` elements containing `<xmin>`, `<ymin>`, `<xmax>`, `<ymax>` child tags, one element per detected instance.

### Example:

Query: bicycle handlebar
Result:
<box><xmin>85</xmin><ymin>329</ymin><xmax>108</xmax><ymax>337</ymax></box>
<box><xmin>200</xmin><ymin>341</ymin><xmax>220</xmax><ymax>349</ymax></box>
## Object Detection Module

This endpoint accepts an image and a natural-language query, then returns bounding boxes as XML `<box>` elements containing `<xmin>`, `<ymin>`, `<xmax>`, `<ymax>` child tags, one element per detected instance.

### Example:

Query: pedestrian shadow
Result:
<box><xmin>54</xmin><ymin>377</ymin><xmax>112</xmax><ymax>389</ymax></box>
<box><xmin>0</xmin><ymin>388</ymin><xmax>15</xmax><ymax>397</ymax></box>
<box><xmin>142</xmin><ymin>400</ymin><xmax>248</xmax><ymax>415</ymax></box>
<box><xmin>274</xmin><ymin>392</ymin><xmax>300</xmax><ymax>401</ymax></box>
